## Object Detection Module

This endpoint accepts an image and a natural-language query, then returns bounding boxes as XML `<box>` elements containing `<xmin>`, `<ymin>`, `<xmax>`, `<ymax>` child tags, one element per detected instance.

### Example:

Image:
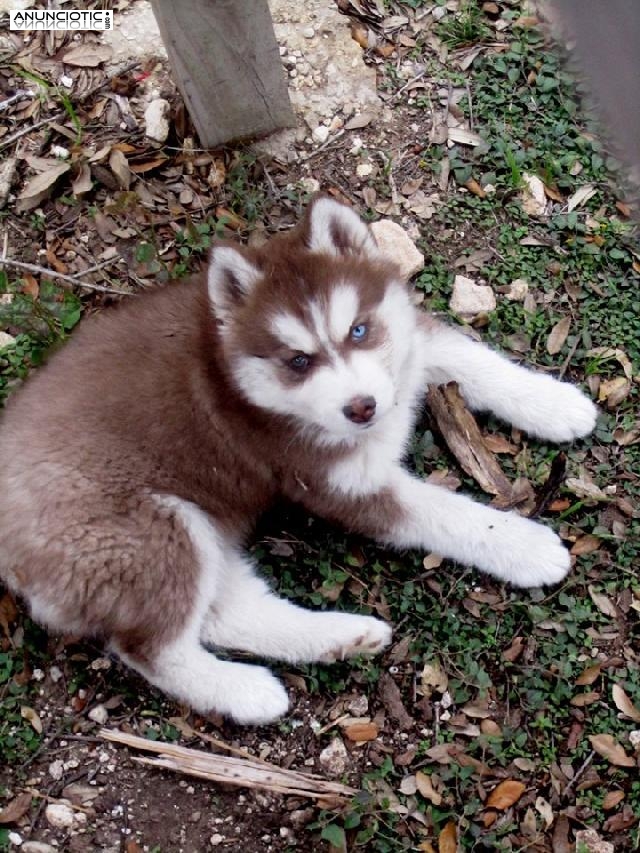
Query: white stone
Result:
<box><xmin>48</xmin><ymin>760</ymin><xmax>64</xmax><ymax>781</ymax></box>
<box><xmin>312</xmin><ymin>125</ymin><xmax>330</xmax><ymax>144</ymax></box>
<box><xmin>520</xmin><ymin>173</ymin><xmax>547</xmax><ymax>217</ymax></box>
<box><xmin>8</xmin><ymin>832</ymin><xmax>22</xmax><ymax>846</ymax></box>
<box><xmin>88</xmin><ymin>704</ymin><xmax>109</xmax><ymax>725</ymax></box>
<box><xmin>574</xmin><ymin>829</ymin><xmax>614</xmax><ymax>853</ymax></box>
<box><xmin>506</xmin><ymin>278</ymin><xmax>529</xmax><ymax>301</ymax></box>
<box><xmin>45</xmin><ymin>803</ymin><xmax>74</xmax><ymax>829</ymax></box>
<box><xmin>356</xmin><ymin>162</ymin><xmax>373</xmax><ymax>178</ymax></box>
<box><xmin>22</xmin><ymin>843</ymin><xmax>57</xmax><ymax>853</ymax></box>
<box><xmin>144</xmin><ymin>99</ymin><xmax>170</xmax><ymax>143</ymax></box>
<box><xmin>210</xmin><ymin>834</ymin><xmax>225</xmax><ymax>846</ymax></box>
<box><xmin>630</xmin><ymin>730</ymin><xmax>640</xmax><ymax>749</ymax></box>
<box><xmin>370</xmin><ymin>220</ymin><xmax>425</xmax><ymax>280</ymax></box>
<box><xmin>318</xmin><ymin>737</ymin><xmax>349</xmax><ymax>777</ymax></box>
<box><xmin>303</xmin><ymin>26</ymin><xmax>315</xmax><ymax>38</ymax></box>
<box><xmin>300</xmin><ymin>177</ymin><xmax>320</xmax><ymax>194</ymax></box>
<box><xmin>0</xmin><ymin>332</ymin><xmax>16</xmax><ymax>349</ymax></box>
<box><xmin>450</xmin><ymin>275</ymin><xmax>496</xmax><ymax>320</ymax></box>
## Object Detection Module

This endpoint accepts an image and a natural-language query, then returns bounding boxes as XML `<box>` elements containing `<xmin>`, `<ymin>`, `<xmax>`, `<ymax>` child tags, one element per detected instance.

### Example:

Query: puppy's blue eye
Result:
<box><xmin>289</xmin><ymin>354</ymin><xmax>311</xmax><ymax>372</ymax></box>
<box><xmin>351</xmin><ymin>323</ymin><xmax>367</xmax><ymax>341</ymax></box>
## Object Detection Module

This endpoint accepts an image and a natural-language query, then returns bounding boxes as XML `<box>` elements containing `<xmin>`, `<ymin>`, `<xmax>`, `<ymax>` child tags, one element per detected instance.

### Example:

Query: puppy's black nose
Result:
<box><xmin>343</xmin><ymin>396</ymin><xmax>377</xmax><ymax>424</ymax></box>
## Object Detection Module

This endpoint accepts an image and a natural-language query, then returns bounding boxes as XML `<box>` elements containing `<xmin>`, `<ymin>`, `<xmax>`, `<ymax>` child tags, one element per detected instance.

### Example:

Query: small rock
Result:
<box><xmin>450</xmin><ymin>275</ymin><xmax>496</xmax><ymax>321</ymax></box>
<box><xmin>48</xmin><ymin>760</ymin><xmax>64</xmax><ymax>781</ymax></box>
<box><xmin>88</xmin><ymin>704</ymin><xmax>109</xmax><ymax>725</ymax></box>
<box><xmin>520</xmin><ymin>173</ymin><xmax>547</xmax><ymax>217</ymax></box>
<box><xmin>311</xmin><ymin>125</ymin><xmax>330</xmax><ymax>144</ymax></box>
<box><xmin>8</xmin><ymin>832</ymin><xmax>22</xmax><ymax>847</ymax></box>
<box><xmin>506</xmin><ymin>278</ymin><xmax>529</xmax><ymax>301</ymax></box>
<box><xmin>348</xmin><ymin>695</ymin><xmax>369</xmax><ymax>716</ymax></box>
<box><xmin>90</xmin><ymin>656</ymin><xmax>112</xmax><ymax>671</ymax></box>
<box><xmin>49</xmin><ymin>665</ymin><xmax>63</xmax><ymax>682</ymax></box>
<box><xmin>0</xmin><ymin>331</ymin><xmax>17</xmax><ymax>349</ymax></box>
<box><xmin>629</xmin><ymin>730</ymin><xmax>640</xmax><ymax>749</ymax></box>
<box><xmin>300</xmin><ymin>177</ymin><xmax>320</xmax><ymax>194</ymax></box>
<box><xmin>45</xmin><ymin>802</ymin><xmax>74</xmax><ymax>829</ymax></box>
<box><xmin>144</xmin><ymin>98</ymin><xmax>170</xmax><ymax>143</ymax></box>
<box><xmin>370</xmin><ymin>220</ymin><xmax>425</xmax><ymax>280</ymax></box>
<box><xmin>432</xmin><ymin>6</ymin><xmax>447</xmax><ymax>20</ymax></box>
<box><xmin>574</xmin><ymin>829</ymin><xmax>614</xmax><ymax>853</ymax></box>
<box><xmin>22</xmin><ymin>843</ymin><xmax>57</xmax><ymax>853</ymax></box>
<box><xmin>318</xmin><ymin>736</ymin><xmax>349</xmax><ymax>777</ymax></box>
<box><xmin>302</xmin><ymin>26</ymin><xmax>315</xmax><ymax>38</ymax></box>
<box><xmin>210</xmin><ymin>835</ymin><xmax>224</xmax><ymax>847</ymax></box>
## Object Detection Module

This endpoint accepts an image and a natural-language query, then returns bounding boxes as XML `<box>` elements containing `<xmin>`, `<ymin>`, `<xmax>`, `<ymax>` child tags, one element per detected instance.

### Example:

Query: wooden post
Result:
<box><xmin>151</xmin><ymin>0</ymin><xmax>296</xmax><ymax>148</ymax></box>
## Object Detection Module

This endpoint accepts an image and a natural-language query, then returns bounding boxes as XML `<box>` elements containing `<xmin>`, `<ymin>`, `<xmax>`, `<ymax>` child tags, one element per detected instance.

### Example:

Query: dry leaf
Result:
<box><xmin>448</xmin><ymin>127</ymin><xmax>483</xmax><ymax>147</ymax></box>
<box><xmin>570</xmin><ymin>691</ymin><xmax>600</xmax><ymax>707</ymax></box>
<box><xmin>0</xmin><ymin>592</ymin><xmax>18</xmax><ymax>638</ymax></box>
<box><xmin>18</xmin><ymin>161</ymin><xmax>70</xmax><ymax>200</ymax></box>
<box><xmin>486</xmin><ymin>780</ymin><xmax>526</xmax><ymax>810</ymax></box>
<box><xmin>598</xmin><ymin>376</ymin><xmax>631</xmax><ymax>408</ymax></box>
<box><xmin>588</xmin><ymin>585</ymin><xmax>617</xmax><ymax>618</ymax></box>
<box><xmin>464</xmin><ymin>178</ymin><xmax>486</xmax><ymax>198</ymax></box>
<box><xmin>586</xmin><ymin>346</ymin><xmax>633</xmax><ymax>380</ymax></box>
<box><xmin>422</xmin><ymin>553</ymin><xmax>443</xmax><ymax>571</ymax></box>
<box><xmin>535</xmin><ymin>796</ymin><xmax>554</xmax><ymax>828</ymax></box>
<box><xmin>0</xmin><ymin>792</ymin><xmax>32</xmax><ymax>824</ymax></box>
<box><xmin>72</xmin><ymin>163</ymin><xmax>93</xmax><ymax>196</ymax></box>
<box><xmin>483</xmin><ymin>434</ymin><xmax>518</xmax><ymax>454</ymax></box>
<box><xmin>571</xmin><ymin>535</ymin><xmax>601</xmax><ymax>556</ymax></box>
<box><xmin>343</xmin><ymin>721</ymin><xmax>379</xmax><ymax>742</ymax></box>
<box><xmin>109</xmin><ymin>148</ymin><xmax>131</xmax><ymax>190</ymax></box>
<box><xmin>502</xmin><ymin>636</ymin><xmax>525</xmax><ymax>662</ymax></box>
<box><xmin>612</xmin><ymin>684</ymin><xmax>640</xmax><ymax>723</ymax></box>
<box><xmin>20</xmin><ymin>705</ymin><xmax>43</xmax><ymax>734</ymax></box>
<box><xmin>615</xmin><ymin>200</ymin><xmax>631</xmax><ymax>217</ymax></box>
<box><xmin>588</xmin><ymin>733</ymin><xmax>635</xmax><ymax>767</ymax></box>
<box><xmin>62</xmin><ymin>43</ymin><xmax>113</xmax><ymax>67</ymax></box>
<box><xmin>415</xmin><ymin>771</ymin><xmax>442</xmax><ymax>806</ymax></box>
<box><xmin>421</xmin><ymin>660</ymin><xmax>449</xmax><ymax>696</ymax></box>
<box><xmin>438</xmin><ymin>820</ymin><xmax>457</xmax><ymax>853</ymax></box>
<box><xmin>576</xmin><ymin>663</ymin><xmax>602</xmax><ymax>686</ymax></box>
<box><xmin>603</xmin><ymin>790</ymin><xmax>625</xmax><ymax>810</ymax></box>
<box><xmin>461</xmin><ymin>701</ymin><xmax>491</xmax><ymax>719</ymax></box>
<box><xmin>567</xmin><ymin>184</ymin><xmax>596</xmax><ymax>213</ymax></box>
<box><xmin>546</xmin><ymin>317</ymin><xmax>571</xmax><ymax>355</ymax></box>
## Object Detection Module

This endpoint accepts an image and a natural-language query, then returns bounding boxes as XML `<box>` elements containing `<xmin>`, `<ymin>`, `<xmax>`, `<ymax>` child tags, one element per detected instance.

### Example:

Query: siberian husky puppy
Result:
<box><xmin>0</xmin><ymin>198</ymin><xmax>597</xmax><ymax>723</ymax></box>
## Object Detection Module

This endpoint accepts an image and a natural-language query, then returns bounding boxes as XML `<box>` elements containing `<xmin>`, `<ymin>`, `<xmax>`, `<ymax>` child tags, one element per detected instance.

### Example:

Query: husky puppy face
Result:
<box><xmin>208</xmin><ymin>198</ymin><xmax>417</xmax><ymax>444</ymax></box>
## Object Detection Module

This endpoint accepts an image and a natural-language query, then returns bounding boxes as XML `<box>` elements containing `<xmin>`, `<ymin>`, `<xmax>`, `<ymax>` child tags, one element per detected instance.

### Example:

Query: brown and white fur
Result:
<box><xmin>0</xmin><ymin>198</ymin><xmax>597</xmax><ymax>724</ymax></box>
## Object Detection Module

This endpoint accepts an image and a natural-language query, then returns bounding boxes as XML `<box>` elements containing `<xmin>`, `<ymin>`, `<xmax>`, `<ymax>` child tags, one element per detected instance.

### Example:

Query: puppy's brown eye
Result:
<box><xmin>289</xmin><ymin>354</ymin><xmax>311</xmax><ymax>372</ymax></box>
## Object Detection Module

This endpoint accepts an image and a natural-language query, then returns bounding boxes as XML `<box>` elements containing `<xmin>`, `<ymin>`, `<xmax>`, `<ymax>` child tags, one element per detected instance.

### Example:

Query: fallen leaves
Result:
<box><xmin>0</xmin><ymin>792</ymin><xmax>32</xmax><ymax>824</ymax></box>
<box><xmin>20</xmin><ymin>705</ymin><xmax>43</xmax><ymax>734</ymax></box>
<box><xmin>588</xmin><ymin>585</ymin><xmax>618</xmax><ymax>618</ymax></box>
<box><xmin>62</xmin><ymin>43</ymin><xmax>113</xmax><ymax>67</ymax></box>
<box><xmin>415</xmin><ymin>771</ymin><xmax>443</xmax><ymax>806</ymax></box>
<box><xmin>588</xmin><ymin>733</ymin><xmax>636</xmax><ymax>767</ymax></box>
<box><xmin>612</xmin><ymin>684</ymin><xmax>640</xmax><ymax>722</ymax></box>
<box><xmin>546</xmin><ymin>316</ymin><xmax>571</xmax><ymax>355</ymax></box>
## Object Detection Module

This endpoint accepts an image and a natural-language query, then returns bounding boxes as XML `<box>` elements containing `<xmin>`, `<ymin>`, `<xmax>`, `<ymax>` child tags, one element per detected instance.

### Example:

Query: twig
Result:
<box><xmin>558</xmin><ymin>333</ymin><xmax>580</xmax><ymax>379</ymax></box>
<box><xmin>562</xmin><ymin>750</ymin><xmax>595</xmax><ymax>800</ymax></box>
<box><xmin>0</xmin><ymin>89</ymin><xmax>35</xmax><ymax>112</ymax></box>
<box><xmin>100</xmin><ymin>728</ymin><xmax>356</xmax><ymax>801</ymax></box>
<box><xmin>389</xmin><ymin>69</ymin><xmax>427</xmax><ymax>102</ymax></box>
<box><xmin>0</xmin><ymin>257</ymin><xmax>130</xmax><ymax>296</ymax></box>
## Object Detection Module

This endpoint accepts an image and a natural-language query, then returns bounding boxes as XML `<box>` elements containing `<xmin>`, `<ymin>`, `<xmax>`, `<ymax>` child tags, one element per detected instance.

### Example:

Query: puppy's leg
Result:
<box><xmin>417</xmin><ymin>319</ymin><xmax>597</xmax><ymax>442</ymax></box>
<box><xmin>111</xmin><ymin>496</ymin><xmax>289</xmax><ymax>725</ymax></box>
<box><xmin>316</xmin><ymin>469</ymin><xmax>570</xmax><ymax>588</ymax></box>
<box><xmin>201</xmin><ymin>553</ymin><xmax>391</xmax><ymax>663</ymax></box>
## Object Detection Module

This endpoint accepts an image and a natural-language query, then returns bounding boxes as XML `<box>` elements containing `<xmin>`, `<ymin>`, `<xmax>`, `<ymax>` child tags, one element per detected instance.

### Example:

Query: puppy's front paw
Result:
<box><xmin>529</xmin><ymin>381</ymin><xmax>597</xmax><ymax>443</ymax></box>
<box><xmin>482</xmin><ymin>513</ymin><xmax>571</xmax><ymax>588</ymax></box>
<box><xmin>319</xmin><ymin>614</ymin><xmax>392</xmax><ymax>663</ymax></box>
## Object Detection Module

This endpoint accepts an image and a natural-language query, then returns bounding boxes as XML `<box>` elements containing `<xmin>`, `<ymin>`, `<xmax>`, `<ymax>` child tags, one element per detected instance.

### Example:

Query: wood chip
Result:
<box><xmin>426</xmin><ymin>383</ymin><xmax>513</xmax><ymax>499</ymax></box>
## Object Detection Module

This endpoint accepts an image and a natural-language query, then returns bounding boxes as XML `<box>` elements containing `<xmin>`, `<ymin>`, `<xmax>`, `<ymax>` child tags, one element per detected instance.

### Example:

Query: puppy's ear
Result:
<box><xmin>207</xmin><ymin>243</ymin><xmax>262</xmax><ymax>324</ymax></box>
<box><xmin>304</xmin><ymin>196</ymin><xmax>378</xmax><ymax>259</ymax></box>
